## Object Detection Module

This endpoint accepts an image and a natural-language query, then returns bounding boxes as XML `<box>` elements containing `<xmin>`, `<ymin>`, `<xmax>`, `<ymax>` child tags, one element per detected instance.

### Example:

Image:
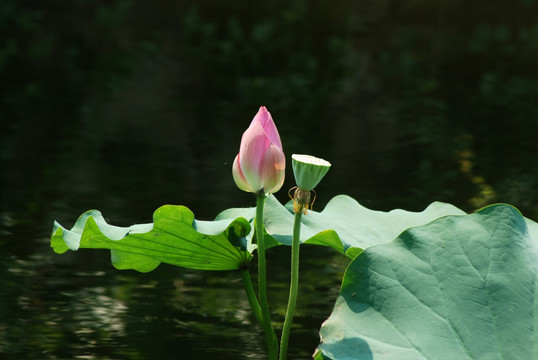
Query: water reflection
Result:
<box><xmin>0</xmin><ymin>225</ymin><xmax>347</xmax><ymax>359</ymax></box>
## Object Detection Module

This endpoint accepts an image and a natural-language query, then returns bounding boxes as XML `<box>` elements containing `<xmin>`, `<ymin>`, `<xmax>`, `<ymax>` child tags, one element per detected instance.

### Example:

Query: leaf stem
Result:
<box><xmin>240</xmin><ymin>268</ymin><xmax>263</xmax><ymax>327</ymax></box>
<box><xmin>279</xmin><ymin>207</ymin><xmax>303</xmax><ymax>360</ymax></box>
<box><xmin>256</xmin><ymin>193</ymin><xmax>279</xmax><ymax>360</ymax></box>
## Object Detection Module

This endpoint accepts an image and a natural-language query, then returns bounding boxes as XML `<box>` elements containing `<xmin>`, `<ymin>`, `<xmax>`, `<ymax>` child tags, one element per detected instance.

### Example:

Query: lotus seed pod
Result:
<box><xmin>291</xmin><ymin>154</ymin><xmax>331</xmax><ymax>191</ymax></box>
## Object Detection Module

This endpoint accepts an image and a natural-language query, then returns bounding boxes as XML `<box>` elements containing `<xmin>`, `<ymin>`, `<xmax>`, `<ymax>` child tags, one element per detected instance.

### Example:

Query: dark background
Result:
<box><xmin>1</xmin><ymin>0</ymin><xmax>537</xmax><ymax>359</ymax></box>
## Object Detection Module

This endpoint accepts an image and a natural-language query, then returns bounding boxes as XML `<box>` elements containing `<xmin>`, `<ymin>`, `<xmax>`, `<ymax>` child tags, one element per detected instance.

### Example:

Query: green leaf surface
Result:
<box><xmin>51</xmin><ymin>205</ymin><xmax>252</xmax><ymax>272</ymax></box>
<box><xmin>52</xmin><ymin>195</ymin><xmax>467</xmax><ymax>272</ymax></box>
<box><xmin>217</xmin><ymin>194</ymin><xmax>465</xmax><ymax>257</ymax></box>
<box><xmin>317</xmin><ymin>204</ymin><xmax>538</xmax><ymax>360</ymax></box>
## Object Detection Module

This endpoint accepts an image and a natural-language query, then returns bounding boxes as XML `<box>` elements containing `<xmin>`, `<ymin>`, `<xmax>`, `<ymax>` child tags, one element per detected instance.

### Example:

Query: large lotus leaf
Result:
<box><xmin>50</xmin><ymin>195</ymin><xmax>466</xmax><ymax>272</ymax></box>
<box><xmin>316</xmin><ymin>204</ymin><xmax>538</xmax><ymax>360</ymax></box>
<box><xmin>217</xmin><ymin>194</ymin><xmax>466</xmax><ymax>258</ymax></box>
<box><xmin>51</xmin><ymin>205</ymin><xmax>252</xmax><ymax>272</ymax></box>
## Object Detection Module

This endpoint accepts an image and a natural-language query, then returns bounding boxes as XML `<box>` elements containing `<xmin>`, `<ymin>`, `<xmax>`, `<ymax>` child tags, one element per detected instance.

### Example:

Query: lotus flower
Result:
<box><xmin>232</xmin><ymin>106</ymin><xmax>286</xmax><ymax>194</ymax></box>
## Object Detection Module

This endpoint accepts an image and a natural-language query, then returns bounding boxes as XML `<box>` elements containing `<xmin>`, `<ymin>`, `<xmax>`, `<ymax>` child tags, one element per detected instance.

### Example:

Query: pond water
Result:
<box><xmin>1</xmin><ymin>209</ymin><xmax>347</xmax><ymax>360</ymax></box>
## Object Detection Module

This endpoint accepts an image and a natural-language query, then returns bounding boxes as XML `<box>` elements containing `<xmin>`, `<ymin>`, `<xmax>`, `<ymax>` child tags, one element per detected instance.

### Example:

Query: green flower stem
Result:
<box><xmin>256</xmin><ymin>193</ymin><xmax>278</xmax><ymax>360</ymax></box>
<box><xmin>279</xmin><ymin>207</ymin><xmax>303</xmax><ymax>360</ymax></box>
<box><xmin>240</xmin><ymin>268</ymin><xmax>263</xmax><ymax>327</ymax></box>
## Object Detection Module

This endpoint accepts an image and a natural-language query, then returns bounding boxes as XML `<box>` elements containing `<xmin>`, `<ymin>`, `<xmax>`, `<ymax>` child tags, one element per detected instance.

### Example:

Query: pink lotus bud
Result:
<box><xmin>232</xmin><ymin>106</ymin><xmax>286</xmax><ymax>194</ymax></box>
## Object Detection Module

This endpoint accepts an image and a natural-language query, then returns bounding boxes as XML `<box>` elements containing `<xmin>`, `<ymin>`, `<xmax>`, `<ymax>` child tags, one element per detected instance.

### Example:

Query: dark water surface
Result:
<box><xmin>1</xmin><ymin>210</ymin><xmax>347</xmax><ymax>359</ymax></box>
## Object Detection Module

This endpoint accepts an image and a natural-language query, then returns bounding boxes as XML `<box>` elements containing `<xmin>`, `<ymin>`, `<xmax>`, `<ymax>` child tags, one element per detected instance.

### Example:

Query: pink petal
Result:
<box><xmin>259</xmin><ymin>143</ymin><xmax>286</xmax><ymax>194</ymax></box>
<box><xmin>232</xmin><ymin>154</ymin><xmax>256</xmax><ymax>193</ymax></box>
<box><xmin>251</xmin><ymin>106</ymin><xmax>282</xmax><ymax>149</ymax></box>
<box><xmin>239</xmin><ymin>120</ymin><xmax>270</xmax><ymax>191</ymax></box>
